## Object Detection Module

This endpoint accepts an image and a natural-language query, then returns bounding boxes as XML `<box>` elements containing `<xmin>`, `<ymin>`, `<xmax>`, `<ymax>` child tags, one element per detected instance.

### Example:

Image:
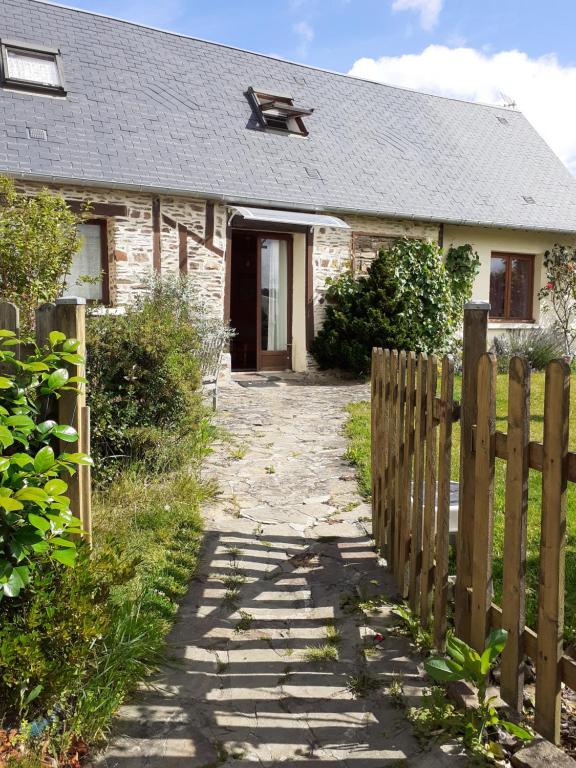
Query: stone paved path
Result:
<box><xmin>97</xmin><ymin>375</ymin><xmax>466</xmax><ymax>768</ymax></box>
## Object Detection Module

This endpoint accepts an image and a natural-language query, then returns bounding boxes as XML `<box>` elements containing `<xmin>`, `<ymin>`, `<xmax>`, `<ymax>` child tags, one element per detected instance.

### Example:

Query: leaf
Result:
<box><xmin>0</xmin><ymin>457</ymin><xmax>9</xmax><ymax>472</ymax></box>
<box><xmin>46</xmin><ymin>368</ymin><xmax>69</xmax><ymax>389</ymax></box>
<box><xmin>51</xmin><ymin>537</ymin><xmax>76</xmax><ymax>548</ymax></box>
<box><xmin>15</xmin><ymin>487</ymin><xmax>48</xmax><ymax>503</ymax></box>
<box><xmin>36</xmin><ymin>420</ymin><xmax>56</xmax><ymax>436</ymax></box>
<box><xmin>52</xmin><ymin>548</ymin><xmax>77</xmax><ymax>567</ymax></box>
<box><xmin>0</xmin><ymin>376</ymin><xmax>13</xmax><ymax>389</ymax></box>
<box><xmin>62</xmin><ymin>338</ymin><xmax>80</xmax><ymax>353</ymax></box>
<box><xmin>22</xmin><ymin>684</ymin><xmax>43</xmax><ymax>707</ymax></box>
<box><xmin>61</xmin><ymin>452</ymin><xmax>93</xmax><ymax>466</ymax></box>
<box><xmin>481</xmin><ymin>628</ymin><xmax>508</xmax><ymax>673</ymax></box>
<box><xmin>0</xmin><ymin>426</ymin><xmax>14</xmax><ymax>448</ymax></box>
<box><xmin>5</xmin><ymin>414</ymin><xmax>35</xmax><ymax>430</ymax></box>
<box><xmin>500</xmin><ymin>720</ymin><xmax>533</xmax><ymax>741</ymax></box>
<box><xmin>10</xmin><ymin>453</ymin><xmax>34</xmax><ymax>468</ymax></box>
<box><xmin>28</xmin><ymin>513</ymin><xmax>50</xmax><ymax>532</ymax></box>
<box><xmin>0</xmin><ymin>330</ymin><xmax>16</xmax><ymax>338</ymax></box>
<box><xmin>2</xmin><ymin>567</ymin><xmax>25</xmax><ymax>597</ymax></box>
<box><xmin>62</xmin><ymin>355</ymin><xmax>84</xmax><ymax>365</ymax></box>
<box><xmin>0</xmin><ymin>496</ymin><xmax>24</xmax><ymax>512</ymax></box>
<box><xmin>424</xmin><ymin>657</ymin><xmax>463</xmax><ymax>682</ymax></box>
<box><xmin>21</xmin><ymin>361</ymin><xmax>49</xmax><ymax>372</ymax></box>
<box><xmin>52</xmin><ymin>424</ymin><xmax>78</xmax><ymax>442</ymax></box>
<box><xmin>44</xmin><ymin>478</ymin><xmax>68</xmax><ymax>496</ymax></box>
<box><xmin>49</xmin><ymin>331</ymin><xmax>66</xmax><ymax>346</ymax></box>
<box><xmin>34</xmin><ymin>445</ymin><xmax>55</xmax><ymax>473</ymax></box>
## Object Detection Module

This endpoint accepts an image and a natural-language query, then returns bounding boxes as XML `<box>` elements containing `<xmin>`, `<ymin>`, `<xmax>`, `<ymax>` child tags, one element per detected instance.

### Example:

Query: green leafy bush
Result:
<box><xmin>0</xmin><ymin>176</ymin><xmax>83</xmax><ymax>332</ymax></box>
<box><xmin>0</xmin><ymin>330</ymin><xmax>92</xmax><ymax>600</ymax></box>
<box><xmin>86</xmin><ymin>275</ymin><xmax>205</xmax><ymax>482</ymax></box>
<box><xmin>311</xmin><ymin>238</ymin><xmax>479</xmax><ymax>375</ymax></box>
<box><xmin>491</xmin><ymin>327</ymin><xmax>564</xmax><ymax>373</ymax></box>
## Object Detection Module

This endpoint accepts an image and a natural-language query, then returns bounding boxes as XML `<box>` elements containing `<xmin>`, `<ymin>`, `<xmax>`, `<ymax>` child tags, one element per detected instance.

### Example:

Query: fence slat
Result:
<box><xmin>470</xmin><ymin>353</ymin><xmax>496</xmax><ymax>653</ymax></box>
<box><xmin>374</xmin><ymin>350</ymin><xmax>385</xmax><ymax>549</ymax></box>
<box><xmin>420</xmin><ymin>354</ymin><xmax>437</xmax><ymax>627</ymax></box>
<box><xmin>456</xmin><ymin>303</ymin><xmax>489</xmax><ymax>642</ymax></box>
<box><xmin>535</xmin><ymin>359</ymin><xmax>570</xmax><ymax>744</ymax></box>
<box><xmin>394</xmin><ymin>351</ymin><xmax>407</xmax><ymax>587</ymax></box>
<box><xmin>379</xmin><ymin>350</ymin><xmax>391</xmax><ymax>551</ymax></box>
<box><xmin>0</xmin><ymin>301</ymin><xmax>19</xmax><ymax>335</ymax></box>
<box><xmin>80</xmin><ymin>405</ymin><xmax>92</xmax><ymax>543</ymax></box>
<box><xmin>434</xmin><ymin>355</ymin><xmax>454</xmax><ymax>651</ymax></box>
<box><xmin>399</xmin><ymin>351</ymin><xmax>415</xmax><ymax>597</ymax></box>
<box><xmin>386</xmin><ymin>351</ymin><xmax>399</xmax><ymax>571</ymax></box>
<box><xmin>409</xmin><ymin>353</ymin><xmax>427</xmax><ymax>615</ymax></box>
<box><xmin>500</xmin><ymin>356</ymin><xmax>530</xmax><ymax>712</ymax></box>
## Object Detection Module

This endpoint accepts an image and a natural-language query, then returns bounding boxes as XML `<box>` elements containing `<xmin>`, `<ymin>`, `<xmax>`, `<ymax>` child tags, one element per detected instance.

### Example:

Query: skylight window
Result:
<box><xmin>247</xmin><ymin>87</ymin><xmax>313</xmax><ymax>136</ymax></box>
<box><xmin>1</xmin><ymin>40</ymin><xmax>65</xmax><ymax>94</ymax></box>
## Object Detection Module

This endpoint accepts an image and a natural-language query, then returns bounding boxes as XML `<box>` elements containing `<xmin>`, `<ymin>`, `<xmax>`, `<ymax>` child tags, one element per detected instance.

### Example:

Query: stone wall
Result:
<box><xmin>12</xmin><ymin>180</ymin><xmax>227</xmax><ymax>312</ymax></box>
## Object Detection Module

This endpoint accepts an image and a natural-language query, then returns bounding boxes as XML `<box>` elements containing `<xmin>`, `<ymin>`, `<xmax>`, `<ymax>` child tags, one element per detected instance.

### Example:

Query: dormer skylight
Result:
<box><xmin>1</xmin><ymin>40</ymin><xmax>66</xmax><ymax>95</ymax></box>
<box><xmin>247</xmin><ymin>87</ymin><xmax>313</xmax><ymax>136</ymax></box>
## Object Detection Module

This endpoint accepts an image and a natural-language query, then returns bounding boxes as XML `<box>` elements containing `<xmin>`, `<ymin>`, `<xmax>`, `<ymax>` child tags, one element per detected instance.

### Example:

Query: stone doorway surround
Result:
<box><xmin>95</xmin><ymin>375</ymin><xmax>468</xmax><ymax>767</ymax></box>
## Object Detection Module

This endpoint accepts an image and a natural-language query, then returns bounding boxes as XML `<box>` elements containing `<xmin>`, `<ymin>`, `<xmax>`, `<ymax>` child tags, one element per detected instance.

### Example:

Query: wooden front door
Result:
<box><xmin>257</xmin><ymin>234</ymin><xmax>293</xmax><ymax>371</ymax></box>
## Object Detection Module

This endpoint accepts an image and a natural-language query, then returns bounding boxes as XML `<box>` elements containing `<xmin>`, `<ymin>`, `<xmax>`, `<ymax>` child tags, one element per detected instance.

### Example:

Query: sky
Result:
<box><xmin>48</xmin><ymin>0</ymin><xmax>576</xmax><ymax>172</ymax></box>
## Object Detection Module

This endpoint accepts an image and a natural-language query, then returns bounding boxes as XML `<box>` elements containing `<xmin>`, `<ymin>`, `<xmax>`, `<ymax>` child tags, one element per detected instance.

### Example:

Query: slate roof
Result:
<box><xmin>2</xmin><ymin>0</ymin><xmax>576</xmax><ymax>232</ymax></box>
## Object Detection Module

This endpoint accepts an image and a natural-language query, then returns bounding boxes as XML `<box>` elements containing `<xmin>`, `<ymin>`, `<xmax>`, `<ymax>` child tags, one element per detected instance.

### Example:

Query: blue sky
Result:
<box><xmin>48</xmin><ymin>0</ymin><xmax>576</xmax><ymax>170</ymax></box>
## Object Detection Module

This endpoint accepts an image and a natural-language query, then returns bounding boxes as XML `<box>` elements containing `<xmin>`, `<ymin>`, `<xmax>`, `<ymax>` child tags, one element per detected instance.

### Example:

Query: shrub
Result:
<box><xmin>491</xmin><ymin>327</ymin><xmax>564</xmax><ymax>373</ymax></box>
<box><xmin>311</xmin><ymin>238</ymin><xmax>478</xmax><ymax>375</ymax></box>
<box><xmin>0</xmin><ymin>330</ymin><xmax>92</xmax><ymax>601</ymax></box>
<box><xmin>86</xmin><ymin>274</ymin><xmax>209</xmax><ymax>482</ymax></box>
<box><xmin>0</xmin><ymin>176</ymin><xmax>83</xmax><ymax>331</ymax></box>
<box><xmin>538</xmin><ymin>243</ymin><xmax>576</xmax><ymax>357</ymax></box>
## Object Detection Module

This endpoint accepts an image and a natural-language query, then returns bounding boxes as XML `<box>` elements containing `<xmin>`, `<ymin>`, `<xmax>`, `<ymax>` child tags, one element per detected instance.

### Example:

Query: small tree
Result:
<box><xmin>538</xmin><ymin>243</ymin><xmax>576</xmax><ymax>358</ymax></box>
<box><xmin>311</xmin><ymin>237</ymin><xmax>479</xmax><ymax>375</ymax></box>
<box><xmin>0</xmin><ymin>176</ymin><xmax>83</xmax><ymax>330</ymax></box>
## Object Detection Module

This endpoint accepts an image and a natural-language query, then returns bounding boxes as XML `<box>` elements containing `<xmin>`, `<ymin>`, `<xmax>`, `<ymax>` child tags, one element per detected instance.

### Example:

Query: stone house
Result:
<box><xmin>2</xmin><ymin>0</ymin><xmax>576</xmax><ymax>371</ymax></box>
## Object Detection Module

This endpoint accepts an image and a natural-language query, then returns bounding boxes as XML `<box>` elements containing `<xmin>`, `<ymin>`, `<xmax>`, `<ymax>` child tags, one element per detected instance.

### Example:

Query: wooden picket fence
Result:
<box><xmin>0</xmin><ymin>298</ymin><xmax>92</xmax><ymax>541</ymax></box>
<box><xmin>371</xmin><ymin>303</ymin><xmax>576</xmax><ymax>746</ymax></box>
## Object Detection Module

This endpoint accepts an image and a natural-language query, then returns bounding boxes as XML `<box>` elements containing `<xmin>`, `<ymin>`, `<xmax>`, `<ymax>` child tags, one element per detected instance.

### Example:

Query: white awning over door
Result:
<box><xmin>228</xmin><ymin>206</ymin><xmax>350</xmax><ymax>229</ymax></box>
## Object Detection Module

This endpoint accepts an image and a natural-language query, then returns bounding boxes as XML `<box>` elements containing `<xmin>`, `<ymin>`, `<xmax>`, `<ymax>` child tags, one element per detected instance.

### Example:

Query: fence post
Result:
<box><xmin>535</xmin><ymin>359</ymin><xmax>570</xmax><ymax>744</ymax></box>
<box><xmin>455</xmin><ymin>301</ymin><xmax>489</xmax><ymax>643</ymax></box>
<box><xmin>54</xmin><ymin>298</ymin><xmax>90</xmax><ymax>540</ymax></box>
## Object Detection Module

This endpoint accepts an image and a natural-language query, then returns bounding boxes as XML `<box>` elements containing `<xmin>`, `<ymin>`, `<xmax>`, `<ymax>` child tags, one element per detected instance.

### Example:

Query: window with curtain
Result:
<box><xmin>489</xmin><ymin>252</ymin><xmax>534</xmax><ymax>321</ymax></box>
<box><xmin>64</xmin><ymin>222</ymin><xmax>106</xmax><ymax>302</ymax></box>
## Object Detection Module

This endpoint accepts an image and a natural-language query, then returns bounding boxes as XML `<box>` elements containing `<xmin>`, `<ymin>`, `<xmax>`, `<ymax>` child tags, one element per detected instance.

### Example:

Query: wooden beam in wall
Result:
<box><xmin>305</xmin><ymin>228</ymin><xmax>315</xmax><ymax>350</ymax></box>
<box><xmin>66</xmin><ymin>200</ymin><xmax>128</xmax><ymax>217</ymax></box>
<box><xmin>178</xmin><ymin>224</ymin><xmax>188</xmax><ymax>274</ymax></box>
<box><xmin>224</xmin><ymin>224</ymin><xmax>232</xmax><ymax>325</ymax></box>
<box><xmin>152</xmin><ymin>197</ymin><xmax>161</xmax><ymax>273</ymax></box>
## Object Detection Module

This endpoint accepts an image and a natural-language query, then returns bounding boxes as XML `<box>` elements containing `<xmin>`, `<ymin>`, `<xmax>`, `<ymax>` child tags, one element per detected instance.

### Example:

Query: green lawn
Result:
<box><xmin>345</xmin><ymin>372</ymin><xmax>576</xmax><ymax>643</ymax></box>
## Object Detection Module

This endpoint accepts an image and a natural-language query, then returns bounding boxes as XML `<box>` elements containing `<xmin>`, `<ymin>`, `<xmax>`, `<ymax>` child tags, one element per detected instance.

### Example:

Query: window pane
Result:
<box><xmin>260</xmin><ymin>238</ymin><xmax>288</xmax><ymax>351</ymax></box>
<box><xmin>65</xmin><ymin>224</ymin><xmax>103</xmax><ymax>301</ymax></box>
<box><xmin>489</xmin><ymin>257</ymin><xmax>507</xmax><ymax>318</ymax></box>
<box><xmin>6</xmin><ymin>48</ymin><xmax>60</xmax><ymax>87</ymax></box>
<box><xmin>509</xmin><ymin>258</ymin><xmax>532</xmax><ymax>319</ymax></box>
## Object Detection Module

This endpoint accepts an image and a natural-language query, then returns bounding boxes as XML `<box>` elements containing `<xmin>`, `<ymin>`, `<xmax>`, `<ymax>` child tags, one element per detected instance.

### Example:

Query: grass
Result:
<box><xmin>345</xmin><ymin>372</ymin><xmax>576</xmax><ymax>642</ymax></box>
<box><xmin>303</xmin><ymin>619</ymin><xmax>341</xmax><ymax>663</ymax></box>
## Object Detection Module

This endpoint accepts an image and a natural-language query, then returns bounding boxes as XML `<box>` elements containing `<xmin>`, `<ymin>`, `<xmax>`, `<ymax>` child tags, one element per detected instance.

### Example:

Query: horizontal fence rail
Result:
<box><xmin>371</xmin><ymin>307</ymin><xmax>575</xmax><ymax>747</ymax></box>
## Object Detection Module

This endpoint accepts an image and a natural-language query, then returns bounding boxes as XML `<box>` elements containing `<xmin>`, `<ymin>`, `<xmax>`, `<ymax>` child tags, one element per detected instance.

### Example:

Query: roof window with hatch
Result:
<box><xmin>247</xmin><ymin>87</ymin><xmax>313</xmax><ymax>136</ymax></box>
<box><xmin>1</xmin><ymin>40</ymin><xmax>66</xmax><ymax>95</ymax></box>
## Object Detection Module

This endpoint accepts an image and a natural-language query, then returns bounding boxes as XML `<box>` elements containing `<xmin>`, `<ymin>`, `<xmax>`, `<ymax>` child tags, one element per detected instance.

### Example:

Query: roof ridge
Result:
<box><xmin>26</xmin><ymin>0</ymin><xmax>523</xmax><ymax>115</ymax></box>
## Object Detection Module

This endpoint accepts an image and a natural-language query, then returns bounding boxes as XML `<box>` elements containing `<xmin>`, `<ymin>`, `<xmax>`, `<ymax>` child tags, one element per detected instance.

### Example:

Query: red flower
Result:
<box><xmin>374</xmin><ymin>633</ymin><xmax>384</xmax><ymax>643</ymax></box>
<box><xmin>546</xmin><ymin>282</ymin><xmax>554</xmax><ymax>290</ymax></box>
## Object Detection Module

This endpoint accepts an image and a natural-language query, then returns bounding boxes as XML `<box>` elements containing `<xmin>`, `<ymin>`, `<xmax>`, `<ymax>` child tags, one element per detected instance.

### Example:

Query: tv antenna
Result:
<box><xmin>499</xmin><ymin>91</ymin><xmax>517</xmax><ymax>109</ymax></box>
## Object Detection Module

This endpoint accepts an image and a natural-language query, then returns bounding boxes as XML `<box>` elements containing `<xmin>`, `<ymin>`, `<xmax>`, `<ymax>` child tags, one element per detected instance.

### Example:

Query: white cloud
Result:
<box><xmin>391</xmin><ymin>0</ymin><xmax>443</xmax><ymax>31</ymax></box>
<box><xmin>293</xmin><ymin>20</ymin><xmax>315</xmax><ymax>58</ymax></box>
<box><xmin>349</xmin><ymin>45</ymin><xmax>576</xmax><ymax>172</ymax></box>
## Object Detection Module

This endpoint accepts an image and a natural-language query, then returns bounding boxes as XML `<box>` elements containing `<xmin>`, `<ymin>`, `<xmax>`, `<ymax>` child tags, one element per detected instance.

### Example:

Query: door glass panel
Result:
<box><xmin>260</xmin><ymin>238</ymin><xmax>288</xmax><ymax>351</ymax></box>
<box><xmin>509</xmin><ymin>257</ymin><xmax>531</xmax><ymax>319</ymax></box>
<box><xmin>65</xmin><ymin>223</ymin><xmax>103</xmax><ymax>301</ymax></box>
<box><xmin>489</xmin><ymin>256</ymin><xmax>507</xmax><ymax>318</ymax></box>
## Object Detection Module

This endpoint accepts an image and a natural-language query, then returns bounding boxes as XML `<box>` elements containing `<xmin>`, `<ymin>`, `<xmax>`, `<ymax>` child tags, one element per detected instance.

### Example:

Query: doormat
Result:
<box><xmin>236</xmin><ymin>379</ymin><xmax>280</xmax><ymax>388</ymax></box>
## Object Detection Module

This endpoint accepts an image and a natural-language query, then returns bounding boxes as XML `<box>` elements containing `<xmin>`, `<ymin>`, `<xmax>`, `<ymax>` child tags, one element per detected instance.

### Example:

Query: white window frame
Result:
<box><xmin>0</xmin><ymin>39</ymin><xmax>66</xmax><ymax>95</ymax></box>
